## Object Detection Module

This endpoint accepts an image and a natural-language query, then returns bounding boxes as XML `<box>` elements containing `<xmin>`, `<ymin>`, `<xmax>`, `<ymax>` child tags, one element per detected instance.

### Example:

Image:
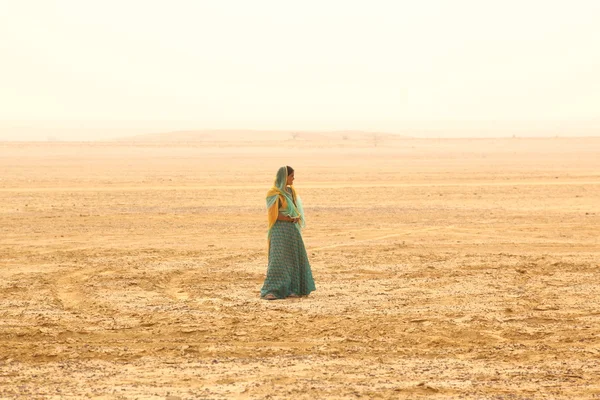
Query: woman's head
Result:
<box><xmin>273</xmin><ymin>165</ymin><xmax>295</xmax><ymax>189</ymax></box>
<box><xmin>285</xmin><ymin>166</ymin><xmax>294</xmax><ymax>186</ymax></box>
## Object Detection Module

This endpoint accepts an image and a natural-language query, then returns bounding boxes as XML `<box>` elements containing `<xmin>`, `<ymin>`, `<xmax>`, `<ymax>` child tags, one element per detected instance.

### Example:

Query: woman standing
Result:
<box><xmin>261</xmin><ymin>166</ymin><xmax>316</xmax><ymax>300</ymax></box>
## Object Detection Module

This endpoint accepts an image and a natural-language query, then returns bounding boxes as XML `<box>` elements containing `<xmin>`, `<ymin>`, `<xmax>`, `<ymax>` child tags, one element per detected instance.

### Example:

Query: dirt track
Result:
<box><xmin>1</xmin><ymin>137</ymin><xmax>599</xmax><ymax>399</ymax></box>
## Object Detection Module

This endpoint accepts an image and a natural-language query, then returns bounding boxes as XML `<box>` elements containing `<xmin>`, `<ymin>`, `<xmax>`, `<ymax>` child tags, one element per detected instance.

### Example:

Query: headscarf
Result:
<box><xmin>266</xmin><ymin>166</ymin><xmax>306</xmax><ymax>243</ymax></box>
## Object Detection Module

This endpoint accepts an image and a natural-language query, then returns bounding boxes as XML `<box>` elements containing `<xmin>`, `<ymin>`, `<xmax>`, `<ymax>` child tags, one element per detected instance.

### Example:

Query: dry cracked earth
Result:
<box><xmin>1</xmin><ymin>137</ymin><xmax>599</xmax><ymax>399</ymax></box>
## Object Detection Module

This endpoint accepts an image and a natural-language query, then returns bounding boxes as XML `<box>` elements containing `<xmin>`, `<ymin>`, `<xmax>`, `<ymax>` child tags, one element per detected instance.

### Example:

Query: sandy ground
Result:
<box><xmin>1</xmin><ymin>136</ymin><xmax>599</xmax><ymax>399</ymax></box>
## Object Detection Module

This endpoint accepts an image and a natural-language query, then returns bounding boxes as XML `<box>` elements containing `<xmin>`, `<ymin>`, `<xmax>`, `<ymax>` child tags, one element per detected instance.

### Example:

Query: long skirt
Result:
<box><xmin>260</xmin><ymin>221</ymin><xmax>316</xmax><ymax>299</ymax></box>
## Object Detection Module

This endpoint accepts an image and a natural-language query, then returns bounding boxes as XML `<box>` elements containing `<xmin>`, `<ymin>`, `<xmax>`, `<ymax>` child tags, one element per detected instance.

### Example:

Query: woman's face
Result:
<box><xmin>286</xmin><ymin>172</ymin><xmax>295</xmax><ymax>186</ymax></box>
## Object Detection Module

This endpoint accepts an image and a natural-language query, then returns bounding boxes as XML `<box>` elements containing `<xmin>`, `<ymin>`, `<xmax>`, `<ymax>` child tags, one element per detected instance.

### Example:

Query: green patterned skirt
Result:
<box><xmin>261</xmin><ymin>221</ymin><xmax>316</xmax><ymax>299</ymax></box>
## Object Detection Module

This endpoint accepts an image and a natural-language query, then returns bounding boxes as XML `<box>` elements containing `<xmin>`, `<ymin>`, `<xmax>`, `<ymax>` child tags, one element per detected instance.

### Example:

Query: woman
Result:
<box><xmin>260</xmin><ymin>166</ymin><xmax>316</xmax><ymax>300</ymax></box>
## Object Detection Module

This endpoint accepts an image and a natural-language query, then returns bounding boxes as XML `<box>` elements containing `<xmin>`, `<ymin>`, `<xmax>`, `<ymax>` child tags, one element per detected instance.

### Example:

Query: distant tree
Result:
<box><xmin>291</xmin><ymin>132</ymin><xmax>299</xmax><ymax>140</ymax></box>
<box><xmin>371</xmin><ymin>133</ymin><xmax>380</xmax><ymax>147</ymax></box>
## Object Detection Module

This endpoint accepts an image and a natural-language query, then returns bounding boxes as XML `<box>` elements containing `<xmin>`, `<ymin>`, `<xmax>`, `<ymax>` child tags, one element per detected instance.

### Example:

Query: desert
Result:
<box><xmin>1</xmin><ymin>133</ymin><xmax>599</xmax><ymax>399</ymax></box>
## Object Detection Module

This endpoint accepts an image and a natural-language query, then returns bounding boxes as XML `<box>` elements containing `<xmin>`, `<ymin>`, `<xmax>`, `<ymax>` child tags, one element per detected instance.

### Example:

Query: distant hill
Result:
<box><xmin>2</xmin><ymin>121</ymin><xmax>597</xmax><ymax>142</ymax></box>
<box><xmin>115</xmin><ymin>129</ymin><xmax>408</xmax><ymax>143</ymax></box>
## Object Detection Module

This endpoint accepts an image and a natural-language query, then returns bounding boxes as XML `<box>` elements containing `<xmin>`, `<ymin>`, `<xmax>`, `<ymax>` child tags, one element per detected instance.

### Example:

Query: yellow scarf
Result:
<box><xmin>265</xmin><ymin>166</ymin><xmax>305</xmax><ymax>251</ymax></box>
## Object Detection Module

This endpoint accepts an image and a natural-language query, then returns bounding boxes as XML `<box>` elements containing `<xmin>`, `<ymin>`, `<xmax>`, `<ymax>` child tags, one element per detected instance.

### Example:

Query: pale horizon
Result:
<box><xmin>2</xmin><ymin>1</ymin><xmax>600</xmax><ymax>140</ymax></box>
<box><xmin>1</xmin><ymin>119</ymin><xmax>600</xmax><ymax>141</ymax></box>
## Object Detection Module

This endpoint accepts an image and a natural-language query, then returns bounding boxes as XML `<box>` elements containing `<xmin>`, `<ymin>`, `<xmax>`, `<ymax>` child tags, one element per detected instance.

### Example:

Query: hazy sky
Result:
<box><xmin>1</xmin><ymin>0</ymin><xmax>600</xmax><ymax>137</ymax></box>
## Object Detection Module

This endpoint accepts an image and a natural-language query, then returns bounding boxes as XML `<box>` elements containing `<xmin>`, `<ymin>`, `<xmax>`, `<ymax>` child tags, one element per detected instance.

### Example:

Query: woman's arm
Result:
<box><xmin>277</xmin><ymin>212</ymin><xmax>299</xmax><ymax>222</ymax></box>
